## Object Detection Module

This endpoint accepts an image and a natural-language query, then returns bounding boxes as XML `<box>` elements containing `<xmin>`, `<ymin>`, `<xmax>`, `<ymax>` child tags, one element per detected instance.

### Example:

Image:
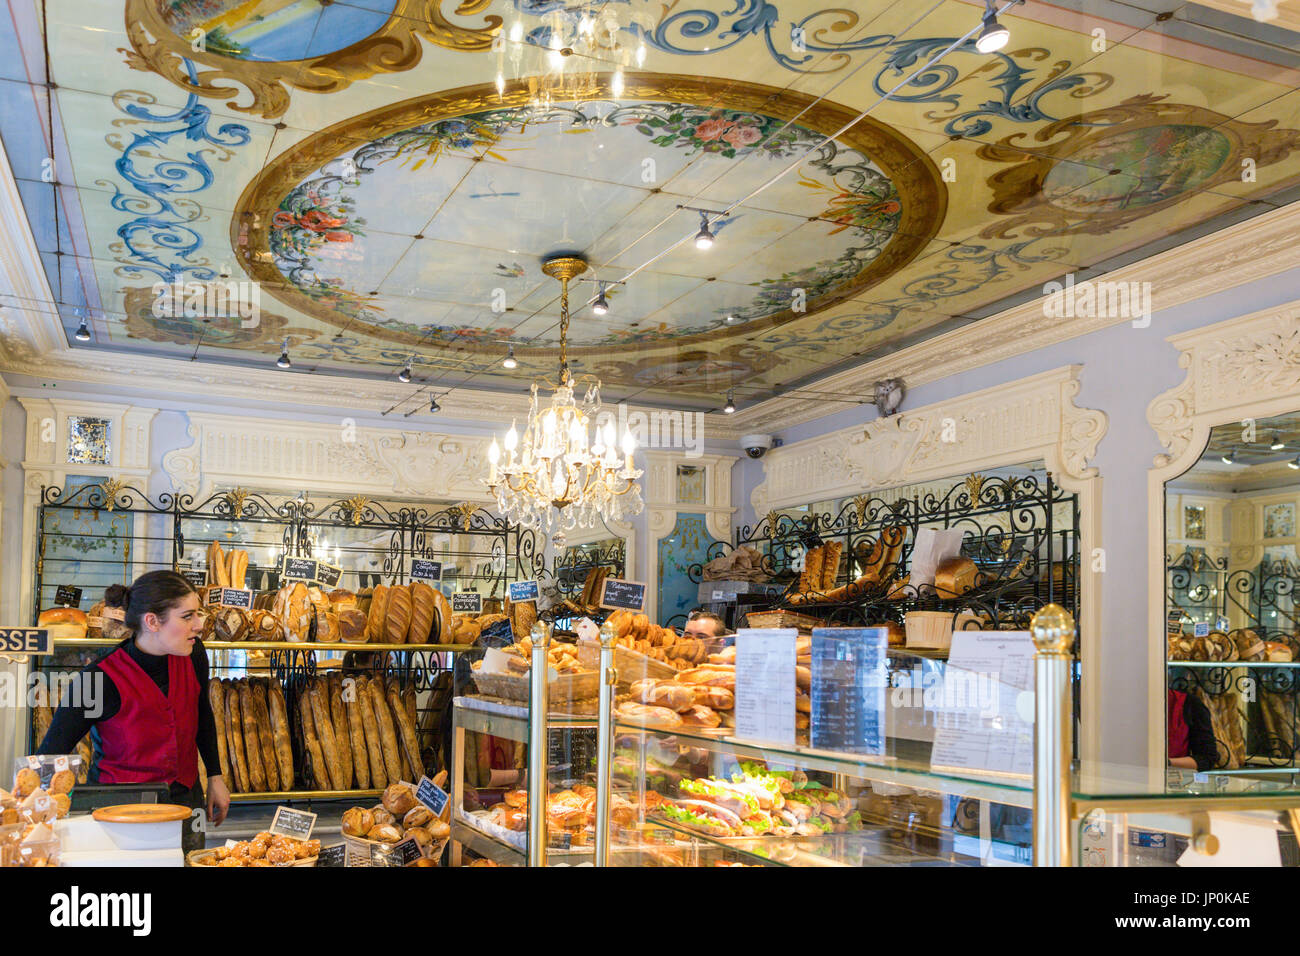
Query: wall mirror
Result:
<box><xmin>1165</xmin><ymin>412</ymin><xmax>1300</xmax><ymax>775</ymax></box>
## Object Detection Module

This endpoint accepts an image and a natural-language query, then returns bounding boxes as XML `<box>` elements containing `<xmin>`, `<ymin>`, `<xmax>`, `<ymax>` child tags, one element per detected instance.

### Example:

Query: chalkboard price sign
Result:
<box><xmin>452</xmin><ymin>591</ymin><xmax>482</xmax><ymax>614</ymax></box>
<box><xmin>207</xmin><ymin>588</ymin><xmax>253</xmax><ymax>609</ymax></box>
<box><xmin>281</xmin><ymin>556</ymin><xmax>318</xmax><ymax>583</ymax></box>
<box><xmin>416</xmin><ymin>775</ymin><xmax>449</xmax><ymax>817</ymax></box>
<box><xmin>370</xmin><ymin>836</ymin><xmax>422</xmax><ymax>867</ymax></box>
<box><xmin>269</xmin><ymin>805</ymin><xmax>317</xmax><ymax>841</ymax></box>
<box><xmin>181</xmin><ymin>569</ymin><xmax>208</xmax><ymax>588</ymax></box>
<box><xmin>315</xmin><ymin>562</ymin><xmax>342</xmax><ymax>588</ymax></box>
<box><xmin>410</xmin><ymin>559</ymin><xmax>442</xmax><ymax>583</ymax></box>
<box><xmin>316</xmin><ymin>844</ymin><xmax>346</xmax><ymax>867</ymax></box>
<box><xmin>508</xmin><ymin>580</ymin><xmax>540</xmax><ymax>603</ymax></box>
<box><xmin>54</xmin><ymin>585</ymin><xmax>82</xmax><ymax>608</ymax></box>
<box><xmin>599</xmin><ymin>578</ymin><xmax>647</xmax><ymax>611</ymax></box>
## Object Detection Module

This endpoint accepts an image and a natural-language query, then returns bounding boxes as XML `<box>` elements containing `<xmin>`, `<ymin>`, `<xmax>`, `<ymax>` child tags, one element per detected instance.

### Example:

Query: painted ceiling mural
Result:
<box><xmin>2</xmin><ymin>0</ymin><xmax>1300</xmax><ymax>410</ymax></box>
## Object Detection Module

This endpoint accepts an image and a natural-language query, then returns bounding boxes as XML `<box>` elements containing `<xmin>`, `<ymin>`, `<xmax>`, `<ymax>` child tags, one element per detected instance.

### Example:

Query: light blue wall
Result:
<box><xmin>735</xmin><ymin>266</ymin><xmax>1300</xmax><ymax>765</ymax></box>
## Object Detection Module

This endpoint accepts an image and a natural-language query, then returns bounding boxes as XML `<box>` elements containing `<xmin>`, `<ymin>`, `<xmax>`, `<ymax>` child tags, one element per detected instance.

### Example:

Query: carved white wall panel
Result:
<box><xmin>1146</xmin><ymin>299</ymin><xmax>1300</xmax><ymax>766</ymax></box>
<box><xmin>161</xmin><ymin>412</ymin><xmax>493</xmax><ymax>503</ymax></box>
<box><xmin>751</xmin><ymin>367</ymin><xmax>1105</xmax><ymax>514</ymax></box>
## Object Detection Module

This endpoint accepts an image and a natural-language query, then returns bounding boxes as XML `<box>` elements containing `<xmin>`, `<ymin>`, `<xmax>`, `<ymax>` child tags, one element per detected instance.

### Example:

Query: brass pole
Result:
<box><xmin>594</xmin><ymin>619</ymin><xmax>618</xmax><ymax>866</ymax></box>
<box><xmin>527</xmin><ymin>620</ymin><xmax>552</xmax><ymax>867</ymax></box>
<box><xmin>1030</xmin><ymin>603</ymin><xmax>1075</xmax><ymax>866</ymax></box>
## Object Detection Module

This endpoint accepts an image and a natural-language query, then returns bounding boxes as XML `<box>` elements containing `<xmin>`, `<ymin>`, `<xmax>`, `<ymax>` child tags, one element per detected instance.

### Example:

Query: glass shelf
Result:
<box><xmin>1166</xmin><ymin>659</ymin><xmax>1300</xmax><ymax>668</ymax></box>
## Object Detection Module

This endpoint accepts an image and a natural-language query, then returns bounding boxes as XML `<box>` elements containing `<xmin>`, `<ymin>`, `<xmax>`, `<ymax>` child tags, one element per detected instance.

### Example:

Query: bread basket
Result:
<box><xmin>186</xmin><ymin>847</ymin><xmax>318</xmax><ymax>867</ymax></box>
<box><xmin>903</xmin><ymin>611</ymin><xmax>982</xmax><ymax>651</ymax></box>
<box><xmin>745</xmin><ymin>609</ymin><xmax>826</xmax><ymax>632</ymax></box>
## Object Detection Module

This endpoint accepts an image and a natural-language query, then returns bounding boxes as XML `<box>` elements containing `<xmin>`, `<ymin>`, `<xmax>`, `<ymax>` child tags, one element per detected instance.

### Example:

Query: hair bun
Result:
<box><xmin>104</xmin><ymin>583</ymin><xmax>131</xmax><ymax>609</ymax></box>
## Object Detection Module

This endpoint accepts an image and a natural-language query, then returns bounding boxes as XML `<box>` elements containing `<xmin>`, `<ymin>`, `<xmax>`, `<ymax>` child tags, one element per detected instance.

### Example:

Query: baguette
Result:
<box><xmin>249</xmin><ymin>680</ymin><xmax>280</xmax><ymax>791</ymax></box>
<box><xmin>343</xmin><ymin>676</ymin><xmax>370</xmax><ymax>790</ymax></box>
<box><xmin>298</xmin><ymin>689</ymin><xmax>331</xmax><ymax>790</ymax></box>
<box><xmin>208</xmin><ymin>678</ymin><xmax>232</xmax><ymax>789</ymax></box>
<box><xmin>368</xmin><ymin>678</ymin><xmax>404</xmax><ymax>784</ymax></box>
<box><xmin>408</xmin><ymin>581</ymin><xmax>437</xmax><ymax>644</ymax></box>
<box><xmin>356</xmin><ymin>677</ymin><xmax>388</xmax><ymax>790</ymax></box>
<box><xmin>223</xmin><ymin>682</ymin><xmax>249</xmax><ymax>793</ymax></box>
<box><xmin>388</xmin><ymin>681</ymin><xmax>423</xmax><ymax>782</ymax></box>
<box><xmin>229</xmin><ymin>549</ymin><xmax>248</xmax><ymax>590</ymax></box>
<box><xmin>309</xmin><ymin>680</ymin><xmax>346</xmax><ymax>792</ymax></box>
<box><xmin>366</xmin><ymin>584</ymin><xmax>390</xmax><ymax>643</ymax></box>
<box><xmin>385</xmin><ymin>585</ymin><xmax>413</xmax><ymax>645</ymax></box>
<box><xmin>326</xmin><ymin>672</ymin><xmax>354</xmax><ymax>789</ymax></box>
<box><xmin>403</xmin><ymin>683</ymin><xmax>417</xmax><ymax>743</ymax></box>
<box><xmin>265</xmin><ymin>680</ymin><xmax>296</xmax><ymax>791</ymax></box>
<box><xmin>237</xmin><ymin>680</ymin><xmax>267</xmax><ymax>792</ymax></box>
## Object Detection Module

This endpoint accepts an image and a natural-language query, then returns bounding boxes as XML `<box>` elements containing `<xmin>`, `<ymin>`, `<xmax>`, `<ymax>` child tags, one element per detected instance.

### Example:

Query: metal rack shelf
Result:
<box><xmin>53</xmin><ymin>637</ymin><xmax>478</xmax><ymax>653</ymax></box>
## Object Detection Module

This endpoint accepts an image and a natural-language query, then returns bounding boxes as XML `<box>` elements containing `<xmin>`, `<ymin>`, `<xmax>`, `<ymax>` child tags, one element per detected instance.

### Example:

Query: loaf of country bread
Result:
<box><xmin>407</xmin><ymin>581</ymin><xmax>437</xmax><ymax>644</ymax></box>
<box><xmin>385</xmin><ymin>585</ymin><xmax>413</xmax><ymax>644</ymax></box>
<box><xmin>366</xmin><ymin>584</ymin><xmax>390</xmax><ymax>643</ymax></box>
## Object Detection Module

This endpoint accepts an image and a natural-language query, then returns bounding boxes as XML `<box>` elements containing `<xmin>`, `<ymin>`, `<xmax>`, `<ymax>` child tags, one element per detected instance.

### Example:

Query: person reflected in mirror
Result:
<box><xmin>1167</xmin><ymin>687</ymin><xmax>1218</xmax><ymax>771</ymax></box>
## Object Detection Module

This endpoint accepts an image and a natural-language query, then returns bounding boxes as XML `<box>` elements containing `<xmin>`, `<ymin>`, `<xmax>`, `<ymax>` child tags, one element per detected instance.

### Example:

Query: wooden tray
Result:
<box><xmin>92</xmin><ymin>803</ymin><xmax>191</xmax><ymax>824</ymax></box>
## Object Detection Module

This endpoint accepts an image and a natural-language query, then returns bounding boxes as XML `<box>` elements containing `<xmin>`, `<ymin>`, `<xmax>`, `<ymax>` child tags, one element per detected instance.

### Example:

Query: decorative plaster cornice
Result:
<box><xmin>750</xmin><ymin>366</ymin><xmax>1105</xmax><ymax>513</ymax></box>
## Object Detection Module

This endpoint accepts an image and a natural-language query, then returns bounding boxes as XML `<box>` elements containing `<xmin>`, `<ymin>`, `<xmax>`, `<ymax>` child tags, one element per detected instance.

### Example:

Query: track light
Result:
<box><xmin>503</xmin><ymin>346</ymin><xmax>517</xmax><ymax>370</ymax></box>
<box><xmin>397</xmin><ymin>354</ymin><xmax>413</xmax><ymax>383</ymax></box>
<box><xmin>276</xmin><ymin>337</ymin><xmax>291</xmax><ymax>369</ymax></box>
<box><xmin>1271</xmin><ymin>433</ymin><xmax>1285</xmax><ymax>450</ymax></box>
<box><xmin>724</xmin><ymin>314</ymin><xmax>740</xmax><ymax>325</ymax></box>
<box><xmin>1221</xmin><ymin>450</ymin><xmax>1236</xmax><ymax>465</ymax></box>
<box><xmin>429</xmin><ymin>395</ymin><xmax>441</xmax><ymax>413</ymax></box>
<box><xmin>724</xmin><ymin>389</ymin><xmax>736</xmax><ymax>414</ymax></box>
<box><xmin>975</xmin><ymin>1</ymin><xmax>1011</xmax><ymax>53</ymax></box>
<box><xmin>592</xmin><ymin>282</ymin><xmax>609</xmax><ymax>315</ymax></box>
<box><xmin>695</xmin><ymin>211</ymin><xmax>715</xmax><ymax>250</ymax></box>
<box><xmin>74</xmin><ymin>318</ymin><xmax>90</xmax><ymax>342</ymax></box>
<box><xmin>1290</xmin><ymin>456</ymin><xmax>1300</xmax><ymax>470</ymax></box>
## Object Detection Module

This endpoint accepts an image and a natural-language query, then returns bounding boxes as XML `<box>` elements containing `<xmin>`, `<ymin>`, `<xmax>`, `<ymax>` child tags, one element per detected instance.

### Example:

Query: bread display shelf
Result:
<box><xmin>228</xmin><ymin>788</ymin><xmax>383</xmax><ymax>803</ymax></box>
<box><xmin>1166</xmin><ymin>659</ymin><xmax>1300</xmax><ymax>668</ymax></box>
<box><xmin>51</xmin><ymin>637</ymin><xmax>476</xmax><ymax>652</ymax></box>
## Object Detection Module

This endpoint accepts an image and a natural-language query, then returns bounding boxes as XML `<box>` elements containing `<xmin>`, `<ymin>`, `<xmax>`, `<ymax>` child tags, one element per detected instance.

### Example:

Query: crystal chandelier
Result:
<box><xmin>486</xmin><ymin>256</ymin><xmax>643</xmax><ymax>547</ymax></box>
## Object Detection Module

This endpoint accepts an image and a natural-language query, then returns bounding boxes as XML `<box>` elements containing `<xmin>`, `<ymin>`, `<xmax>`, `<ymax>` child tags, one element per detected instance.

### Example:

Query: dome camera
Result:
<box><xmin>742</xmin><ymin>434</ymin><xmax>773</xmax><ymax>459</ymax></box>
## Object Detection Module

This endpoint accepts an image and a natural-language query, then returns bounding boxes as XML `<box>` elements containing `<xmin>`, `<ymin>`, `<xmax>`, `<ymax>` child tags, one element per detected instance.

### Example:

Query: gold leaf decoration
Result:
<box><xmin>343</xmin><ymin>495</ymin><xmax>371</xmax><ymax>526</ymax></box>
<box><xmin>964</xmin><ymin>473</ymin><xmax>986</xmax><ymax>505</ymax></box>
<box><xmin>98</xmin><ymin>478</ymin><xmax>127</xmax><ymax>513</ymax></box>
<box><xmin>224</xmin><ymin>487</ymin><xmax>250</xmax><ymax>518</ymax></box>
<box><xmin>455</xmin><ymin>501</ymin><xmax>478</xmax><ymax>529</ymax></box>
<box><xmin>853</xmin><ymin>496</ymin><xmax>869</xmax><ymax>527</ymax></box>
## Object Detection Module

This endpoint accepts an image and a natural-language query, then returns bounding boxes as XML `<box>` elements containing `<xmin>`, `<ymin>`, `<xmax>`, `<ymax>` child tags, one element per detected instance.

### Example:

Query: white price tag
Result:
<box><xmin>53</xmin><ymin>755</ymin><xmax>68</xmax><ymax>772</ymax></box>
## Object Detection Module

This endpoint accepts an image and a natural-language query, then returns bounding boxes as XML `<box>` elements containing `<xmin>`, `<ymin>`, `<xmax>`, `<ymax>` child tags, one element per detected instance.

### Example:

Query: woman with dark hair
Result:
<box><xmin>38</xmin><ymin>570</ymin><xmax>230</xmax><ymax>847</ymax></box>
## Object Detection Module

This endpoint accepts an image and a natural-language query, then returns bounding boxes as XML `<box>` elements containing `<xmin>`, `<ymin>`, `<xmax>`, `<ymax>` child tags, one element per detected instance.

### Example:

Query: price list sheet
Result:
<box><xmin>929</xmin><ymin>631</ymin><xmax>1035</xmax><ymax>777</ymax></box>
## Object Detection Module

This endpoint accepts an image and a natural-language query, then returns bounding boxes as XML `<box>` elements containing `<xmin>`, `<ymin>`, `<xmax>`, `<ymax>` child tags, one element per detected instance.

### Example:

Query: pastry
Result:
<box><xmin>386</xmin><ymin>585</ymin><xmax>413</xmax><ymax>645</ymax></box>
<box><xmin>315</xmin><ymin>607</ymin><xmax>341</xmax><ymax>643</ymax></box>
<box><xmin>431</xmin><ymin>588</ymin><xmax>454</xmax><ymax>644</ymax></box>
<box><xmin>251</xmin><ymin>611</ymin><xmax>280</xmax><ymax>641</ymax></box>
<box><xmin>265</xmin><ymin>681</ymin><xmax>296</xmax><ymax>791</ymax></box>
<box><xmin>370</xmin><ymin>807</ymin><xmax>396</xmax><ymax>828</ymax></box>
<box><xmin>13</xmin><ymin>768</ymin><xmax>39</xmax><ymax>799</ymax></box>
<box><xmin>299</xmin><ymin>693</ymin><xmax>330</xmax><ymax>790</ymax></box>
<box><xmin>691</xmin><ymin>685</ymin><xmax>734</xmax><ymax>710</ymax></box>
<box><xmin>382</xmin><ymin>782</ymin><xmax>418</xmax><ymax>817</ymax></box>
<box><xmin>615</xmin><ymin>701</ymin><xmax>684</xmax><ymax>729</ymax></box>
<box><xmin>799</xmin><ymin>545</ymin><xmax>825</xmax><ymax>595</ymax></box>
<box><xmin>209</xmin><ymin>541</ymin><xmax>228</xmax><ymax>588</ymax></box>
<box><xmin>679</xmin><ymin>704</ymin><xmax>722</xmax><ymax>728</ymax></box>
<box><xmin>214</xmin><ymin>606</ymin><xmax>251</xmax><ymax>643</ymax></box>
<box><xmin>356</xmin><ymin>677</ymin><xmax>388</xmax><ymax>790</ymax></box>
<box><xmin>408</xmin><ymin>581</ymin><xmax>437</xmax><ymax>644</ymax></box>
<box><xmin>229</xmin><ymin>550</ymin><xmax>248</xmax><ymax>590</ymax></box>
<box><xmin>821</xmin><ymin>540</ymin><xmax>843</xmax><ymax>591</ymax></box>
<box><xmin>370</xmin><ymin>824</ymin><xmax>402</xmax><ymax>844</ymax></box>
<box><xmin>632</xmin><ymin>679</ymin><xmax>696</xmax><ymax>712</ymax></box>
<box><xmin>327</xmin><ymin>589</ymin><xmax>357</xmax><ymax>609</ymax></box>
<box><xmin>403</xmin><ymin>805</ymin><xmax>433</xmax><ymax>829</ymax></box>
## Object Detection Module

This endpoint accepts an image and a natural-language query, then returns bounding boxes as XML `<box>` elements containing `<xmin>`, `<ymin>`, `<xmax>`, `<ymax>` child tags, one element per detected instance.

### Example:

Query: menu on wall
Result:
<box><xmin>734</xmin><ymin>628</ymin><xmax>796</xmax><ymax>745</ymax></box>
<box><xmin>929</xmin><ymin>631</ymin><xmax>1035</xmax><ymax>778</ymax></box>
<box><xmin>809</xmin><ymin>627</ymin><xmax>889</xmax><ymax>755</ymax></box>
<box><xmin>599</xmin><ymin>578</ymin><xmax>647</xmax><ymax>611</ymax></box>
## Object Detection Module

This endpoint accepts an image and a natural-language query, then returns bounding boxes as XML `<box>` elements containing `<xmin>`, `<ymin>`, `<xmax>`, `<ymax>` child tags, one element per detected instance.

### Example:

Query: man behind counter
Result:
<box><xmin>682</xmin><ymin>609</ymin><xmax>728</xmax><ymax>641</ymax></box>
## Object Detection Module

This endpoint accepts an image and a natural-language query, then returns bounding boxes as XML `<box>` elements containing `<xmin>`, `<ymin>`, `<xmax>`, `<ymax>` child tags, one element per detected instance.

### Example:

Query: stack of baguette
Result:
<box><xmin>208</xmin><ymin>676</ymin><xmax>295</xmax><ymax>794</ymax></box>
<box><xmin>296</xmin><ymin>673</ymin><xmax>424</xmax><ymax>792</ymax></box>
<box><xmin>362</xmin><ymin>581</ymin><xmax>454</xmax><ymax>644</ymax></box>
<box><xmin>789</xmin><ymin>527</ymin><xmax>907</xmax><ymax>606</ymax></box>
<box><xmin>206</xmin><ymin>541</ymin><xmax>249</xmax><ymax>589</ymax></box>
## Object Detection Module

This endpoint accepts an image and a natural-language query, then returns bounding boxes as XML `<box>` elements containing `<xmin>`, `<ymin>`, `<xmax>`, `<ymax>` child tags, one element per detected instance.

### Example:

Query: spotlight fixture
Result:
<box><xmin>430</xmin><ymin>395</ymin><xmax>441</xmax><ymax>413</ymax></box>
<box><xmin>276</xmin><ymin>337</ymin><xmax>291</xmax><ymax>369</ymax></box>
<box><xmin>975</xmin><ymin>0</ymin><xmax>1011</xmax><ymax>53</ymax></box>
<box><xmin>1221</xmin><ymin>449</ymin><xmax>1236</xmax><ymax>465</ymax></box>
<box><xmin>695</xmin><ymin>211</ymin><xmax>715</xmax><ymax>250</ymax></box>
<box><xmin>1290</xmin><ymin>455</ymin><xmax>1300</xmax><ymax>470</ymax></box>
<box><xmin>724</xmin><ymin>389</ymin><xmax>736</xmax><ymax>414</ymax></box>
<box><xmin>74</xmin><ymin>317</ymin><xmax>90</xmax><ymax>342</ymax></box>
<box><xmin>1271</xmin><ymin>433</ymin><xmax>1285</xmax><ymax>450</ymax></box>
<box><xmin>724</xmin><ymin>314</ymin><xmax>740</xmax><ymax>325</ymax></box>
<box><xmin>398</xmin><ymin>354</ymin><xmax>413</xmax><ymax>383</ymax></box>
<box><xmin>592</xmin><ymin>282</ymin><xmax>609</xmax><ymax>315</ymax></box>
<box><xmin>503</xmin><ymin>345</ymin><xmax>518</xmax><ymax>370</ymax></box>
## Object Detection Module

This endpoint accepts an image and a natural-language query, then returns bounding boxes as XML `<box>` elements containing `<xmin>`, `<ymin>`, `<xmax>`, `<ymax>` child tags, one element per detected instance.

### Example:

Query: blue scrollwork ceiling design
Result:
<box><xmin>2</xmin><ymin>0</ymin><xmax>1298</xmax><ymax>408</ymax></box>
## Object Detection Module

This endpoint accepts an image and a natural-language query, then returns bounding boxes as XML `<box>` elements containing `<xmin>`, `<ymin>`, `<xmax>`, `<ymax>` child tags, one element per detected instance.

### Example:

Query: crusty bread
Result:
<box><xmin>385</xmin><ymin>585</ymin><xmax>413</xmax><ymax>645</ymax></box>
<box><xmin>407</xmin><ymin>581</ymin><xmax>436</xmax><ymax>645</ymax></box>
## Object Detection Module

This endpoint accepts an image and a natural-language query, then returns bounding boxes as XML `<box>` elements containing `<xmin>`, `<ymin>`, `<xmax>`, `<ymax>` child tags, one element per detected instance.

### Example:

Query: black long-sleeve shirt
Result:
<box><xmin>38</xmin><ymin>638</ymin><xmax>222</xmax><ymax>796</ymax></box>
<box><xmin>1182</xmin><ymin>694</ymin><xmax>1219</xmax><ymax>773</ymax></box>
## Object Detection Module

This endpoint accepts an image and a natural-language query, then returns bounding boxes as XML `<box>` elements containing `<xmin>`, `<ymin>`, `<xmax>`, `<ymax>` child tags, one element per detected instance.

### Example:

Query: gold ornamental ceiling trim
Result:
<box><xmin>232</xmin><ymin>72</ymin><xmax>945</xmax><ymax>356</ymax></box>
<box><xmin>123</xmin><ymin>0</ymin><xmax>501</xmax><ymax>120</ymax></box>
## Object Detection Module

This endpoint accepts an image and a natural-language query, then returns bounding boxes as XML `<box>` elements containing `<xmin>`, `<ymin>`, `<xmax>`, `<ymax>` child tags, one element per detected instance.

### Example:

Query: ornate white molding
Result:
<box><xmin>17</xmin><ymin>398</ymin><xmax>157</xmax><ymax>476</ymax></box>
<box><xmin>729</xmin><ymin>202</ymin><xmax>1300</xmax><ymax>434</ymax></box>
<box><xmin>751</xmin><ymin>366</ymin><xmax>1106</xmax><ymax>514</ymax></box>
<box><xmin>1146</xmin><ymin>298</ymin><xmax>1300</xmax><ymax>766</ymax></box>
<box><xmin>161</xmin><ymin>411</ymin><xmax>493</xmax><ymax>502</ymax></box>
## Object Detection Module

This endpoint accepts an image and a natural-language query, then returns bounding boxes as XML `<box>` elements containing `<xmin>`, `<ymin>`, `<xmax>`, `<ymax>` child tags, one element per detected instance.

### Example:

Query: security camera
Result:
<box><xmin>742</xmin><ymin>434</ymin><xmax>773</xmax><ymax>459</ymax></box>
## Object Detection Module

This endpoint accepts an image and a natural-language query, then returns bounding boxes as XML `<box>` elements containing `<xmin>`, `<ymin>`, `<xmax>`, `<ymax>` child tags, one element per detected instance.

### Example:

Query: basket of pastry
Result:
<box><xmin>469</xmin><ymin>639</ymin><xmax>600</xmax><ymax>702</ymax></box>
<box><xmin>654</xmin><ymin>763</ymin><xmax>863</xmax><ymax>840</ymax></box>
<box><xmin>467</xmin><ymin>783</ymin><xmax>636</xmax><ymax>850</ymax></box>
<box><xmin>339</xmin><ymin>778</ymin><xmax>451</xmax><ymax>865</ymax></box>
<box><xmin>600</xmin><ymin>610</ymin><xmax>707</xmax><ymax>680</ymax></box>
<box><xmin>187</xmin><ymin>833</ymin><xmax>322</xmax><ymax>867</ymax></box>
<box><xmin>614</xmin><ymin>672</ymin><xmax>735</xmax><ymax>731</ymax></box>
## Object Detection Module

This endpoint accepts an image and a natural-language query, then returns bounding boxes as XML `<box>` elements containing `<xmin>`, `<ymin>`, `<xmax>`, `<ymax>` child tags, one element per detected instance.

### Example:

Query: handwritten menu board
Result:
<box><xmin>929</xmin><ymin>631</ymin><xmax>1035</xmax><ymax>778</ymax></box>
<box><xmin>369</xmin><ymin>837</ymin><xmax>422</xmax><ymax>867</ymax></box>
<box><xmin>809</xmin><ymin>627</ymin><xmax>888</xmax><ymax>755</ymax></box>
<box><xmin>315</xmin><ymin>562</ymin><xmax>343</xmax><ymax>588</ymax></box>
<box><xmin>269</xmin><ymin>806</ymin><xmax>316</xmax><ymax>841</ymax></box>
<box><xmin>599</xmin><ymin>578</ymin><xmax>646</xmax><ymax>611</ymax></box>
<box><xmin>416</xmin><ymin>775</ymin><xmax>449</xmax><ymax>817</ymax></box>
<box><xmin>410</xmin><ymin>559</ymin><xmax>442</xmax><ymax>583</ymax></box>
<box><xmin>205</xmin><ymin>588</ymin><xmax>253</xmax><ymax>609</ymax></box>
<box><xmin>508</xmin><ymin>580</ymin><xmax>540</xmax><ymax>602</ymax></box>
<box><xmin>54</xmin><ymin>585</ymin><xmax>82</xmax><ymax>608</ymax></box>
<box><xmin>734</xmin><ymin>628</ymin><xmax>796</xmax><ymax>745</ymax></box>
<box><xmin>452</xmin><ymin>592</ymin><xmax>482</xmax><ymax>614</ymax></box>
<box><xmin>181</xmin><ymin>569</ymin><xmax>208</xmax><ymax>588</ymax></box>
<box><xmin>281</xmin><ymin>556</ymin><xmax>317</xmax><ymax>582</ymax></box>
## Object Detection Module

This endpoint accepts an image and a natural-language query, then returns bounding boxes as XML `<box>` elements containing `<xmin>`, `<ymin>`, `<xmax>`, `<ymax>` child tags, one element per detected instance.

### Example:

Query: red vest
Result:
<box><xmin>1167</xmin><ymin>688</ymin><xmax>1190</xmax><ymax>759</ymax></box>
<box><xmin>96</xmin><ymin>646</ymin><xmax>199</xmax><ymax>788</ymax></box>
